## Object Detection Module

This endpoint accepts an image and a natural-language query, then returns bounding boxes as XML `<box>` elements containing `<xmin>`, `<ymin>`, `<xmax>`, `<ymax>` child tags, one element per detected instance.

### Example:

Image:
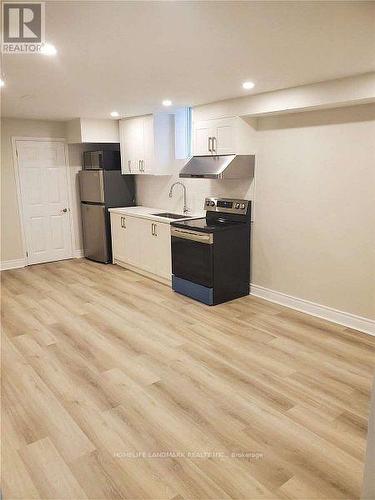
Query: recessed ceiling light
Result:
<box><xmin>40</xmin><ymin>43</ymin><xmax>57</xmax><ymax>56</ymax></box>
<box><xmin>0</xmin><ymin>79</ymin><xmax>5</xmax><ymax>87</ymax></box>
<box><xmin>242</xmin><ymin>81</ymin><xmax>255</xmax><ymax>90</ymax></box>
<box><xmin>162</xmin><ymin>99</ymin><xmax>172</xmax><ymax>106</ymax></box>
<box><xmin>110</xmin><ymin>111</ymin><xmax>119</xmax><ymax>117</ymax></box>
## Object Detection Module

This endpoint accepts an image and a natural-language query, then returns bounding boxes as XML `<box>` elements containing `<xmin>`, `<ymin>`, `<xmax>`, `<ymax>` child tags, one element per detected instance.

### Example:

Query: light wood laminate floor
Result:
<box><xmin>2</xmin><ymin>259</ymin><xmax>375</xmax><ymax>500</ymax></box>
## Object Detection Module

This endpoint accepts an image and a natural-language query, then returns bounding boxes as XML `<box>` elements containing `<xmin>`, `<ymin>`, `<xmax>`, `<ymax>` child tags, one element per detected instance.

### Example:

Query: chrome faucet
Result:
<box><xmin>169</xmin><ymin>182</ymin><xmax>189</xmax><ymax>214</ymax></box>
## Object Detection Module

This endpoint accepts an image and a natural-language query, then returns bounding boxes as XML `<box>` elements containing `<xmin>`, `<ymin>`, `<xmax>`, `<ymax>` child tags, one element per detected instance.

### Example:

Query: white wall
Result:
<box><xmin>193</xmin><ymin>72</ymin><xmax>375</xmax><ymax>120</ymax></box>
<box><xmin>1</xmin><ymin>118</ymin><xmax>67</xmax><ymax>262</ymax></box>
<box><xmin>0</xmin><ymin>118</ymin><xmax>84</xmax><ymax>264</ymax></box>
<box><xmin>136</xmin><ymin>103</ymin><xmax>375</xmax><ymax>321</ymax></box>
<box><xmin>253</xmin><ymin>105</ymin><xmax>375</xmax><ymax>320</ymax></box>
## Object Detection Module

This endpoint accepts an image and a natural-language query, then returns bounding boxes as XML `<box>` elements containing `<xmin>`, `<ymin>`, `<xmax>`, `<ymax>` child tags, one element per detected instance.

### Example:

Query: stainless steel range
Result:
<box><xmin>170</xmin><ymin>197</ymin><xmax>251</xmax><ymax>305</ymax></box>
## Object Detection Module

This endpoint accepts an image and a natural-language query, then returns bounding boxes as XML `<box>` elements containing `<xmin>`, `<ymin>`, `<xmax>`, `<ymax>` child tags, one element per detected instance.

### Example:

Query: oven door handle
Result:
<box><xmin>171</xmin><ymin>227</ymin><xmax>214</xmax><ymax>244</ymax></box>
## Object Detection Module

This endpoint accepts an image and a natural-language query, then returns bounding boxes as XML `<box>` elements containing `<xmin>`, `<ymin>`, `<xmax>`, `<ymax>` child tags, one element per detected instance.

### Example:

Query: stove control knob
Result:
<box><xmin>210</xmin><ymin>200</ymin><xmax>215</xmax><ymax>207</ymax></box>
<box><xmin>235</xmin><ymin>203</ymin><xmax>240</xmax><ymax>209</ymax></box>
<box><xmin>240</xmin><ymin>203</ymin><xmax>245</xmax><ymax>209</ymax></box>
<box><xmin>206</xmin><ymin>200</ymin><xmax>210</xmax><ymax>206</ymax></box>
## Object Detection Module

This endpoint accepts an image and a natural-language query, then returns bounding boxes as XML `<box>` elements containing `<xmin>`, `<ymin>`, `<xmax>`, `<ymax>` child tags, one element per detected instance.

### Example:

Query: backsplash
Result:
<box><xmin>135</xmin><ymin>161</ymin><xmax>256</xmax><ymax>217</ymax></box>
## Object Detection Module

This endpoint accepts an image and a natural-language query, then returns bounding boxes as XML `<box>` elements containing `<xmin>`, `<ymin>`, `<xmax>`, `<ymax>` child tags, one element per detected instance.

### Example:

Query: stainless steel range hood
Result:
<box><xmin>179</xmin><ymin>154</ymin><xmax>255</xmax><ymax>179</ymax></box>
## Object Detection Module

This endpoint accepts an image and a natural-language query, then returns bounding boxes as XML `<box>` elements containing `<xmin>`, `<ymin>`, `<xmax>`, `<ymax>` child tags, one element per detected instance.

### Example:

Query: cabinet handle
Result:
<box><xmin>151</xmin><ymin>223</ymin><xmax>154</xmax><ymax>235</ymax></box>
<box><xmin>208</xmin><ymin>136</ymin><xmax>212</xmax><ymax>153</ymax></box>
<box><xmin>142</xmin><ymin>159</ymin><xmax>145</xmax><ymax>172</ymax></box>
<box><xmin>128</xmin><ymin>160</ymin><xmax>131</xmax><ymax>172</ymax></box>
<box><xmin>154</xmin><ymin>223</ymin><xmax>157</xmax><ymax>237</ymax></box>
<box><xmin>212</xmin><ymin>136</ymin><xmax>217</xmax><ymax>153</ymax></box>
<box><xmin>121</xmin><ymin>217</ymin><xmax>126</xmax><ymax>229</ymax></box>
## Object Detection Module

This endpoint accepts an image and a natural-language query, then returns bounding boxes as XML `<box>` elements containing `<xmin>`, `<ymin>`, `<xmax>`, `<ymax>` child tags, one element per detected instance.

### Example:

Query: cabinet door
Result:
<box><xmin>136</xmin><ymin>218</ymin><xmax>157</xmax><ymax>273</ymax></box>
<box><xmin>119</xmin><ymin>120</ymin><xmax>131</xmax><ymax>174</ymax></box>
<box><xmin>121</xmin><ymin>216</ymin><xmax>142</xmax><ymax>266</ymax></box>
<box><xmin>133</xmin><ymin>117</ymin><xmax>145</xmax><ymax>173</ymax></box>
<box><xmin>119</xmin><ymin>117</ymin><xmax>144</xmax><ymax>174</ymax></box>
<box><xmin>152</xmin><ymin>222</ymin><xmax>172</xmax><ymax>279</ymax></box>
<box><xmin>112</xmin><ymin>215</ymin><xmax>171</xmax><ymax>280</ymax></box>
<box><xmin>111</xmin><ymin>214</ymin><xmax>141</xmax><ymax>267</ymax></box>
<box><xmin>110</xmin><ymin>213</ymin><xmax>126</xmax><ymax>261</ymax></box>
<box><xmin>141</xmin><ymin>115</ymin><xmax>154</xmax><ymax>174</ymax></box>
<box><xmin>193</xmin><ymin>117</ymin><xmax>237</xmax><ymax>156</ymax></box>
<box><xmin>119</xmin><ymin>119</ymin><xmax>138</xmax><ymax>174</ymax></box>
<box><xmin>212</xmin><ymin>117</ymin><xmax>236</xmax><ymax>155</ymax></box>
<box><xmin>193</xmin><ymin>120</ymin><xmax>213</xmax><ymax>155</ymax></box>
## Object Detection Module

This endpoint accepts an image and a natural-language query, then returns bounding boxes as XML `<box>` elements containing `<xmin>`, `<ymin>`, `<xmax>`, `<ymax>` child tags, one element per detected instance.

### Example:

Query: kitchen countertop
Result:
<box><xmin>108</xmin><ymin>206</ymin><xmax>204</xmax><ymax>224</ymax></box>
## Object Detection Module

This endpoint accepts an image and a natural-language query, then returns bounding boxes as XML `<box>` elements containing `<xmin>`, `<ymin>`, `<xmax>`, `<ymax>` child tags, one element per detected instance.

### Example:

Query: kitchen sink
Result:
<box><xmin>152</xmin><ymin>212</ymin><xmax>190</xmax><ymax>219</ymax></box>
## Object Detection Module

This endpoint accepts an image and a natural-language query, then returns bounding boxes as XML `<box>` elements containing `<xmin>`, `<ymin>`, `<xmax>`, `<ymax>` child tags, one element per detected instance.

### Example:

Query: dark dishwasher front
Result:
<box><xmin>171</xmin><ymin>235</ymin><xmax>213</xmax><ymax>288</ymax></box>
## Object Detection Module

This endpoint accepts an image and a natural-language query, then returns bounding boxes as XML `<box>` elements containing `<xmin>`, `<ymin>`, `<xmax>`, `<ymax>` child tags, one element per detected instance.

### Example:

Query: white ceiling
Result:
<box><xmin>2</xmin><ymin>1</ymin><xmax>375</xmax><ymax>120</ymax></box>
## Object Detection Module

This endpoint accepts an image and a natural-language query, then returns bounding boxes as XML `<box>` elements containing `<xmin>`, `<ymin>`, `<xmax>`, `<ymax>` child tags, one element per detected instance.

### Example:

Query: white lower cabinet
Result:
<box><xmin>110</xmin><ymin>213</ymin><xmax>140</xmax><ymax>267</ymax></box>
<box><xmin>110</xmin><ymin>213</ymin><xmax>171</xmax><ymax>282</ymax></box>
<box><xmin>151</xmin><ymin>221</ymin><xmax>172</xmax><ymax>279</ymax></box>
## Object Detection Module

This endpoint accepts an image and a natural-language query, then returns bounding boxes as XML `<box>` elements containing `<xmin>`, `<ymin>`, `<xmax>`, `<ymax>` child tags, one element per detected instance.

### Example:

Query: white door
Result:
<box><xmin>16</xmin><ymin>140</ymin><xmax>72</xmax><ymax>265</ymax></box>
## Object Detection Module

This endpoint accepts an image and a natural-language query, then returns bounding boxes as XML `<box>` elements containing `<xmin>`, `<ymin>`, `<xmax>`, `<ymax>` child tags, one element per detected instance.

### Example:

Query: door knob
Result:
<box><xmin>62</xmin><ymin>208</ymin><xmax>68</xmax><ymax>213</ymax></box>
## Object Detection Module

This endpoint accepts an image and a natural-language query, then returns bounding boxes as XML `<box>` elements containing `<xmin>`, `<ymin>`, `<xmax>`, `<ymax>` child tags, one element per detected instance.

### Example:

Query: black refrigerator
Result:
<box><xmin>78</xmin><ymin>166</ymin><xmax>135</xmax><ymax>263</ymax></box>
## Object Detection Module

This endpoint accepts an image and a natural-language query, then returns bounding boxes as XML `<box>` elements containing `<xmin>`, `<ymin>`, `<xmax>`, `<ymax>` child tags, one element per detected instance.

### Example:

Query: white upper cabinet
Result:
<box><xmin>193</xmin><ymin>120</ymin><xmax>213</xmax><ymax>156</ymax></box>
<box><xmin>192</xmin><ymin>116</ymin><xmax>255</xmax><ymax>156</ymax></box>
<box><xmin>66</xmin><ymin>118</ymin><xmax>119</xmax><ymax>144</ymax></box>
<box><xmin>120</xmin><ymin>113</ymin><xmax>174</xmax><ymax>175</ymax></box>
<box><xmin>119</xmin><ymin>116</ymin><xmax>145</xmax><ymax>174</ymax></box>
<box><xmin>119</xmin><ymin>109</ymin><xmax>191</xmax><ymax>176</ymax></box>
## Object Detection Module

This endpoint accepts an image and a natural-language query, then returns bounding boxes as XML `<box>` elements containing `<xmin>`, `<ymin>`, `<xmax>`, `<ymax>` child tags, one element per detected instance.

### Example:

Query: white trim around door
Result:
<box><xmin>12</xmin><ymin>137</ymin><xmax>75</xmax><ymax>266</ymax></box>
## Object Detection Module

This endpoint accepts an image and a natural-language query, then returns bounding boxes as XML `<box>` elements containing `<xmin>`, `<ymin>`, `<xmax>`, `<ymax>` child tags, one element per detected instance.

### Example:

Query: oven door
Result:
<box><xmin>171</xmin><ymin>227</ymin><xmax>214</xmax><ymax>287</ymax></box>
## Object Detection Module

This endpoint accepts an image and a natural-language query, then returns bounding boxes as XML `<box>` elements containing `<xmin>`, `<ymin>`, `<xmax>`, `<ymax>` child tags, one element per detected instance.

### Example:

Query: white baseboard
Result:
<box><xmin>0</xmin><ymin>258</ymin><xmax>26</xmax><ymax>271</ymax></box>
<box><xmin>1</xmin><ymin>251</ymin><xmax>83</xmax><ymax>270</ymax></box>
<box><xmin>74</xmin><ymin>249</ymin><xmax>84</xmax><ymax>258</ymax></box>
<box><xmin>250</xmin><ymin>284</ymin><xmax>375</xmax><ymax>337</ymax></box>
